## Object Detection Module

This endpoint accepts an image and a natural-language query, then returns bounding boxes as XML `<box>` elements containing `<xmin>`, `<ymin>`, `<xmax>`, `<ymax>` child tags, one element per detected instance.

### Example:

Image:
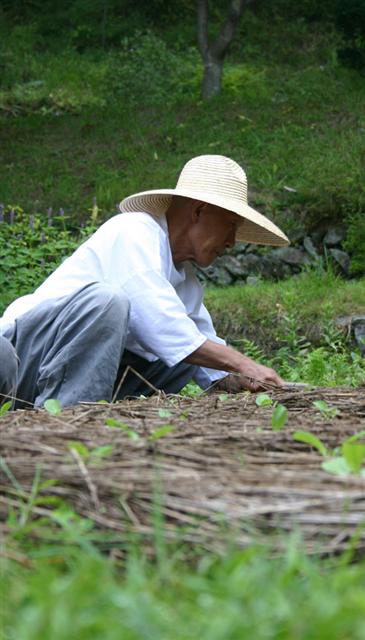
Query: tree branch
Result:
<box><xmin>197</xmin><ymin>0</ymin><xmax>209</xmax><ymax>60</ymax></box>
<box><xmin>211</xmin><ymin>0</ymin><xmax>246</xmax><ymax>60</ymax></box>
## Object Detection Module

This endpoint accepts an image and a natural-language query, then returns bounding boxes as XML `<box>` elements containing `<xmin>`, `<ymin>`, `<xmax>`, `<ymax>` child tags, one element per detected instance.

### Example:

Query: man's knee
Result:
<box><xmin>0</xmin><ymin>336</ymin><xmax>18</xmax><ymax>401</ymax></box>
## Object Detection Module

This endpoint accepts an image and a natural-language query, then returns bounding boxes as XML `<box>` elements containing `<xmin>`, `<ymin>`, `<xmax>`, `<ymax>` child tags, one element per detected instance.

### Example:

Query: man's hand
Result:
<box><xmin>185</xmin><ymin>339</ymin><xmax>284</xmax><ymax>393</ymax></box>
<box><xmin>214</xmin><ymin>361</ymin><xmax>284</xmax><ymax>393</ymax></box>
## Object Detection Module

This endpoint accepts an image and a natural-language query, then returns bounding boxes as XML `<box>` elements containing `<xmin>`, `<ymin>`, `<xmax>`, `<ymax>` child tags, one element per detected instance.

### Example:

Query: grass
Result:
<box><xmin>0</xmin><ymin>18</ymin><xmax>364</xmax><ymax>237</ymax></box>
<box><xmin>2</xmin><ymin>536</ymin><xmax>365</xmax><ymax>640</ymax></box>
<box><xmin>205</xmin><ymin>268</ymin><xmax>365</xmax><ymax>349</ymax></box>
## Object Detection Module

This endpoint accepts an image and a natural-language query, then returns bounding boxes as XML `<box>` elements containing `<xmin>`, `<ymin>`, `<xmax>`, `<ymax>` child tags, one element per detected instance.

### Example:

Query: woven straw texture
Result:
<box><xmin>1</xmin><ymin>387</ymin><xmax>364</xmax><ymax>555</ymax></box>
<box><xmin>120</xmin><ymin>155</ymin><xmax>289</xmax><ymax>246</ymax></box>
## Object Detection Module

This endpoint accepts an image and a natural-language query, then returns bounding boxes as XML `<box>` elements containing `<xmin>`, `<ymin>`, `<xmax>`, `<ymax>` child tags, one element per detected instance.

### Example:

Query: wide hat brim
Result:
<box><xmin>119</xmin><ymin>188</ymin><xmax>289</xmax><ymax>246</ymax></box>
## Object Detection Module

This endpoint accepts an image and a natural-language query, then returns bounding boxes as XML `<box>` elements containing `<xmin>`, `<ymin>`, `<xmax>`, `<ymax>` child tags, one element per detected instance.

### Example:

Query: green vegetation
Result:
<box><xmin>1</xmin><ymin>3</ymin><xmax>365</xmax><ymax>259</ymax></box>
<box><xmin>1</xmin><ymin>3</ymin><xmax>365</xmax><ymax>635</ymax></box>
<box><xmin>206</xmin><ymin>269</ymin><xmax>365</xmax><ymax>386</ymax></box>
<box><xmin>2</xmin><ymin>536</ymin><xmax>365</xmax><ymax>640</ymax></box>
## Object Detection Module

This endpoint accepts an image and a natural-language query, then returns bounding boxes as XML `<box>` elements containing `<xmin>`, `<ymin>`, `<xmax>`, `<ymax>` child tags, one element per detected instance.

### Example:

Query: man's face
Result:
<box><xmin>189</xmin><ymin>203</ymin><xmax>242</xmax><ymax>268</ymax></box>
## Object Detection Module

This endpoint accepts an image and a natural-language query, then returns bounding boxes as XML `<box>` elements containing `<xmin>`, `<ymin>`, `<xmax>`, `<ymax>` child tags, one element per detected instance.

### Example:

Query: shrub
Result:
<box><xmin>0</xmin><ymin>205</ymin><xmax>96</xmax><ymax>313</ymax></box>
<box><xmin>105</xmin><ymin>31</ymin><xmax>200</xmax><ymax>107</ymax></box>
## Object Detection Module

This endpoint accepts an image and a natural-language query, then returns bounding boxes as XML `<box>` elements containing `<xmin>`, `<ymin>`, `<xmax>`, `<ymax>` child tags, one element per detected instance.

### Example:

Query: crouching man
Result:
<box><xmin>0</xmin><ymin>155</ymin><xmax>289</xmax><ymax>409</ymax></box>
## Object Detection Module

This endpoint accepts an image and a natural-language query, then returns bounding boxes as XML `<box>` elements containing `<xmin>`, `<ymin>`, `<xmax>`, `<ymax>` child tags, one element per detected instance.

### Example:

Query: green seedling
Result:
<box><xmin>68</xmin><ymin>441</ymin><xmax>90</xmax><ymax>460</ymax></box>
<box><xmin>341</xmin><ymin>441</ymin><xmax>365</xmax><ymax>474</ymax></box>
<box><xmin>218</xmin><ymin>393</ymin><xmax>229</xmax><ymax>402</ymax></box>
<box><xmin>255</xmin><ymin>393</ymin><xmax>273</xmax><ymax>407</ymax></box>
<box><xmin>293</xmin><ymin>429</ymin><xmax>365</xmax><ymax>477</ymax></box>
<box><xmin>271</xmin><ymin>403</ymin><xmax>288</xmax><ymax>431</ymax></box>
<box><xmin>44</xmin><ymin>399</ymin><xmax>62</xmax><ymax>415</ymax></box>
<box><xmin>67</xmin><ymin>442</ymin><xmax>114</xmax><ymax>465</ymax></box>
<box><xmin>321</xmin><ymin>457</ymin><xmax>353</xmax><ymax>476</ymax></box>
<box><xmin>312</xmin><ymin>400</ymin><xmax>339</xmax><ymax>420</ymax></box>
<box><xmin>0</xmin><ymin>400</ymin><xmax>12</xmax><ymax>417</ymax></box>
<box><xmin>149</xmin><ymin>425</ymin><xmax>175</xmax><ymax>440</ymax></box>
<box><xmin>293</xmin><ymin>431</ymin><xmax>328</xmax><ymax>457</ymax></box>
<box><xmin>90</xmin><ymin>445</ymin><xmax>114</xmax><ymax>460</ymax></box>
<box><xmin>255</xmin><ymin>394</ymin><xmax>288</xmax><ymax>431</ymax></box>
<box><xmin>158</xmin><ymin>408</ymin><xmax>172</xmax><ymax>418</ymax></box>
<box><xmin>105</xmin><ymin>418</ymin><xmax>140</xmax><ymax>441</ymax></box>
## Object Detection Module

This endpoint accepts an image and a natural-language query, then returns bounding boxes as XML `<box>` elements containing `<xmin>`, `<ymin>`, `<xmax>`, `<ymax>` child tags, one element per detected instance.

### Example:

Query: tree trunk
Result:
<box><xmin>201</xmin><ymin>55</ymin><xmax>223</xmax><ymax>99</ymax></box>
<box><xmin>197</xmin><ymin>0</ymin><xmax>247</xmax><ymax>100</ymax></box>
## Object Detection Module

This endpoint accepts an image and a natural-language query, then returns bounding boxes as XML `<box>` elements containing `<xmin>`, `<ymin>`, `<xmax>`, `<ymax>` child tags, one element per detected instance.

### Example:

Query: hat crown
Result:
<box><xmin>176</xmin><ymin>155</ymin><xmax>248</xmax><ymax>204</ymax></box>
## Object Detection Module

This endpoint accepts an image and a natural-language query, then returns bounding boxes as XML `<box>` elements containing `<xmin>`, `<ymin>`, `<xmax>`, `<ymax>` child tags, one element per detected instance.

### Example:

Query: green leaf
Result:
<box><xmin>293</xmin><ymin>431</ymin><xmax>328</xmax><ymax>457</ymax></box>
<box><xmin>44</xmin><ymin>399</ymin><xmax>62</xmax><ymax>415</ymax></box>
<box><xmin>271</xmin><ymin>403</ymin><xmax>288</xmax><ymax>431</ymax></box>
<box><xmin>341</xmin><ymin>442</ymin><xmax>365</xmax><ymax>474</ymax></box>
<box><xmin>313</xmin><ymin>400</ymin><xmax>338</xmax><ymax>418</ymax></box>
<box><xmin>149</xmin><ymin>425</ymin><xmax>175</xmax><ymax>440</ymax></box>
<box><xmin>321</xmin><ymin>457</ymin><xmax>352</xmax><ymax>476</ymax></box>
<box><xmin>158</xmin><ymin>408</ymin><xmax>172</xmax><ymax>418</ymax></box>
<box><xmin>218</xmin><ymin>393</ymin><xmax>229</xmax><ymax>402</ymax></box>
<box><xmin>67</xmin><ymin>441</ymin><xmax>90</xmax><ymax>460</ymax></box>
<box><xmin>255</xmin><ymin>393</ymin><xmax>273</xmax><ymax>407</ymax></box>
<box><xmin>127</xmin><ymin>431</ymin><xmax>140</xmax><ymax>441</ymax></box>
<box><xmin>105</xmin><ymin>418</ymin><xmax>140</xmax><ymax>440</ymax></box>
<box><xmin>105</xmin><ymin>418</ymin><xmax>129</xmax><ymax>429</ymax></box>
<box><xmin>0</xmin><ymin>401</ymin><xmax>12</xmax><ymax>416</ymax></box>
<box><xmin>345</xmin><ymin>430</ymin><xmax>365</xmax><ymax>444</ymax></box>
<box><xmin>90</xmin><ymin>445</ymin><xmax>114</xmax><ymax>460</ymax></box>
<box><xmin>313</xmin><ymin>400</ymin><xmax>329</xmax><ymax>412</ymax></box>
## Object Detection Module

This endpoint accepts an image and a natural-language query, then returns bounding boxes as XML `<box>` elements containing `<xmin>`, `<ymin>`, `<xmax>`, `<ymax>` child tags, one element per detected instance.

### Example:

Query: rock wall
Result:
<box><xmin>196</xmin><ymin>226</ymin><xmax>353</xmax><ymax>286</ymax></box>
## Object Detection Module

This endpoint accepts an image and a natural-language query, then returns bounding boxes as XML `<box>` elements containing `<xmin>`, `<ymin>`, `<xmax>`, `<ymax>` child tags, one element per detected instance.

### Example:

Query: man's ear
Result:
<box><xmin>191</xmin><ymin>201</ymin><xmax>207</xmax><ymax>223</ymax></box>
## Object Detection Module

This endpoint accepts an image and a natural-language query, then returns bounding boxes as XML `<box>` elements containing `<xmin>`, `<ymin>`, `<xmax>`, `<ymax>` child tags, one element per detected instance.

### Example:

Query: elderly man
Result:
<box><xmin>0</xmin><ymin>155</ymin><xmax>289</xmax><ymax>409</ymax></box>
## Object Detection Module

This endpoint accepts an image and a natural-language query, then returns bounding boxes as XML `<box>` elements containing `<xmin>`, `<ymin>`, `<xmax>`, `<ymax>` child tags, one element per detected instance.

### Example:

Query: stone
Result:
<box><xmin>229</xmin><ymin>242</ymin><xmax>248</xmax><ymax>256</ymax></box>
<box><xmin>260</xmin><ymin>254</ymin><xmax>291</xmax><ymax>280</ymax></box>
<box><xmin>323</xmin><ymin>227</ymin><xmax>346</xmax><ymax>247</ymax></box>
<box><xmin>237</xmin><ymin>253</ymin><xmax>262</xmax><ymax>276</ymax></box>
<box><xmin>329</xmin><ymin>248</ymin><xmax>350</xmax><ymax>275</ymax></box>
<box><xmin>352</xmin><ymin>316</ymin><xmax>365</xmax><ymax>355</ymax></box>
<box><xmin>310</xmin><ymin>230</ymin><xmax>325</xmax><ymax>246</ymax></box>
<box><xmin>223</xmin><ymin>255</ymin><xmax>246</xmax><ymax>278</ymax></box>
<box><xmin>272</xmin><ymin>247</ymin><xmax>310</xmax><ymax>266</ymax></box>
<box><xmin>335</xmin><ymin>315</ymin><xmax>365</xmax><ymax>354</ymax></box>
<box><xmin>246</xmin><ymin>276</ymin><xmax>261</xmax><ymax>286</ymax></box>
<box><xmin>303</xmin><ymin>236</ymin><xmax>319</xmax><ymax>259</ymax></box>
<box><xmin>201</xmin><ymin>264</ymin><xmax>233</xmax><ymax>286</ymax></box>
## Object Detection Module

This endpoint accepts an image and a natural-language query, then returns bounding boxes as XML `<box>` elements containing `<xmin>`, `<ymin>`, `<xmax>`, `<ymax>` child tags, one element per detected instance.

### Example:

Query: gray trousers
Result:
<box><xmin>0</xmin><ymin>283</ymin><xmax>197</xmax><ymax>409</ymax></box>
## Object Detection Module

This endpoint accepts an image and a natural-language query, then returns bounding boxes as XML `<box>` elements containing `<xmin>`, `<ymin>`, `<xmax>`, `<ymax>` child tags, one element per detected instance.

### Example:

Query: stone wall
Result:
<box><xmin>196</xmin><ymin>226</ymin><xmax>353</xmax><ymax>286</ymax></box>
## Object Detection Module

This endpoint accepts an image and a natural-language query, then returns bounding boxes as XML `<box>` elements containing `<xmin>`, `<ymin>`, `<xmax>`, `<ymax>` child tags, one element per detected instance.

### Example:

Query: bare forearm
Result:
<box><xmin>185</xmin><ymin>339</ymin><xmax>249</xmax><ymax>374</ymax></box>
<box><xmin>184</xmin><ymin>339</ymin><xmax>284</xmax><ymax>391</ymax></box>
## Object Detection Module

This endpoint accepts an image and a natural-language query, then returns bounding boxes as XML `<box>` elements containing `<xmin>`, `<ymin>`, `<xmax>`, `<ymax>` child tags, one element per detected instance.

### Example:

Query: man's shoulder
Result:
<box><xmin>101</xmin><ymin>211</ymin><xmax>165</xmax><ymax>235</ymax></box>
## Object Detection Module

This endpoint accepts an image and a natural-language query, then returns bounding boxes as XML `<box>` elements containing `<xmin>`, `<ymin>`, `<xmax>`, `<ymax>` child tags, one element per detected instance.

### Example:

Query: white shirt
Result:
<box><xmin>0</xmin><ymin>212</ymin><xmax>227</xmax><ymax>388</ymax></box>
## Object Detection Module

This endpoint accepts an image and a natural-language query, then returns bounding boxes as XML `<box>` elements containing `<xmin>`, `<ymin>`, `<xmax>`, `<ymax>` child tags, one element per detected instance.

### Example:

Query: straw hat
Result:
<box><xmin>119</xmin><ymin>155</ymin><xmax>289</xmax><ymax>246</ymax></box>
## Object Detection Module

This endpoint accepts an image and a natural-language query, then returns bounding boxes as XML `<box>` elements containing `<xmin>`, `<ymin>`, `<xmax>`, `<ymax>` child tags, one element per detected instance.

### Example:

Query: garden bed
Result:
<box><xmin>1</xmin><ymin>387</ymin><xmax>365</xmax><ymax>555</ymax></box>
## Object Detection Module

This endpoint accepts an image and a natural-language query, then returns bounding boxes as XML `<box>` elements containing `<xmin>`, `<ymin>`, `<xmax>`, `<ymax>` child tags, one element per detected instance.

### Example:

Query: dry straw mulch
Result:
<box><xmin>1</xmin><ymin>387</ymin><xmax>365</xmax><ymax>554</ymax></box>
